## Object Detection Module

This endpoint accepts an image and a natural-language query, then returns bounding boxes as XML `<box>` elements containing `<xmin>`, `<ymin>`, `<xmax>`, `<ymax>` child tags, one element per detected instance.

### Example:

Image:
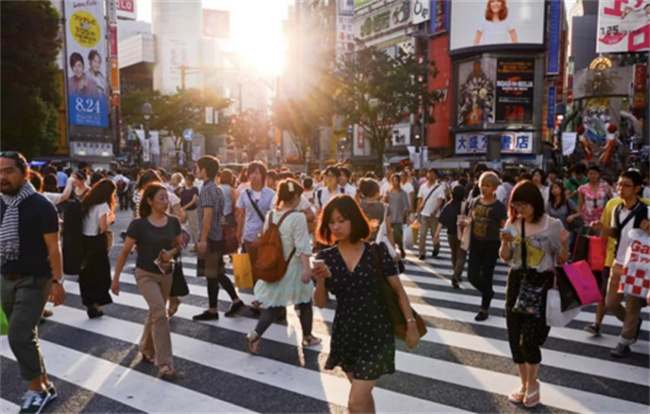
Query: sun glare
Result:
<box><xmin>232</xmin><ymin>33</ymin><xmax>286</xmax><ymax>76</ymax></box>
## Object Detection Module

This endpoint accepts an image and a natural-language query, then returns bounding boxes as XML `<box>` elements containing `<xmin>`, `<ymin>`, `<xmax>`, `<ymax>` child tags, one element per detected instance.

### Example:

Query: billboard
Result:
<box><xmin>64</xmin><ymin>0</ymin><xmax>108</xmax><ymax>128</ymax></box>
<box><xmin>495</xmin><ymin>58</ymin><xmax>535</xmax><ymax>124</ymax></box>
<box><xmin>597</xmin><ymin>0</ymin><xmax>650</xmax><ymax>53</ymax></box>
<box><xmin>454</xmin><ymin>131</ymin><xmax>534</xmax><ymax>155</ymax></box>
<box><xmin>116</xmin><ymin>0</ymin><xmax>136</xmax><ymax>20</ymax></box>
<box><xmin>430</xmin><ymin>0</ymin><xmax>450</xmax><ymax>34</ymax></box>
<box><xmin>203</xmin><ymin>9</ymin><xmax>230</xmax><ymax>38</ymax></box>
<box><xmin>457</xmin><ymin>57</ymin><xmax>497</xmax><ymax>126</ymax></box>
<box><xmin>355</xmin><ymin>0</ymin><xmax>412</xmax><ymax>41</ymax></box>
<box><xmin>412</xmin><ymin>0</ymin><xmax>431</xmax><ymax>25</ymax></box>
<box><xmin>161</xmin><ymin>38</ymin><xmax>200</xmax><ymax>91</ymax></box>
<box><xmin>449</xmin><ymin>0</ymin><xmax>545</xmax><ymax>52</ymax></box>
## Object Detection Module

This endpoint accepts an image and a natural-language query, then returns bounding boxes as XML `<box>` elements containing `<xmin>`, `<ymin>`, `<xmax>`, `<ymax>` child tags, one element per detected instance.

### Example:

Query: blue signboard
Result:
<box><xmin>68</xmin><ymin>94</ymin><xmax>108</xmax><ymax>128</ymax></box>
<box><xmin>547</xmin><ymin>0</ymin><xmax>562</xmax><ymax>74</ymax></box>
<box><xmin>547</xmin><ymin>86</ymin><xmax>556</xmax><ymax>128</ymax></box>
<box><xmin>455</xmin><ymin>132</ymin><xmax>534</xmax><ymax>155</ymax></box>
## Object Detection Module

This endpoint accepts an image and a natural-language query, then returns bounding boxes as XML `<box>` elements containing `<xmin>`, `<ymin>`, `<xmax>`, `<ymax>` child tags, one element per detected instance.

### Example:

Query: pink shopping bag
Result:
<box><xmin>561</xmin><ymin>260</ymin><xmax>603</xmax><ymax>306</ymax></box>
<box><xmin>588</xmin><ymin>236</ymin><xmax>607</xmax><ymax>271</ymax></box>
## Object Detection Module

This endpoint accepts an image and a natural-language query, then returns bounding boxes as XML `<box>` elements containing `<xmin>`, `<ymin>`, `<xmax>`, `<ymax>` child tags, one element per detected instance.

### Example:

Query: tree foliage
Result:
<box><xmin>230</xmin><ymin>109</ymin><xmax>272</xmax><ymax>161</ymax></box>
<box><xmin>1</xmin><ymin>1</ymin><xmax>62</xmax><ymax>158</ymax></box>
<box><xmin>332</xmin><ymin>41</ymin><xmax>443</xmax><ymax>166</ymax></box>
<box><xmin>273</xmin><ymin>99</ymin><xmax>322</xmax><ymax>164</ymax></box>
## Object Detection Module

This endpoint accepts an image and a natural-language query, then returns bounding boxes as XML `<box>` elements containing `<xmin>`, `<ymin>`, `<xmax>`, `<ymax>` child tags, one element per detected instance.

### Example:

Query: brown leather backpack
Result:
<box><xmin>254</xmin><ymin>210</ymin><xmax>298</xmax><ymax>282</ymax></box>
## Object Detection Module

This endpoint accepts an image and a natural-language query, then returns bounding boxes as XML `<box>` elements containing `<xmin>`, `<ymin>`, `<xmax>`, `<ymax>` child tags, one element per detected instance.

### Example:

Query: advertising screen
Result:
<box><xmin>449</xmin><ymin>0</ymin><xmax>545</xmax><ymax>52</ymax></box>
<box><xmin>64</xmin><ymin>0</ymin><xmax>108</xmax><ymax>128</ymax></box>
<box><xmin>495</xmin><ymin>58</ymin><xmax>535</xmax><ymax>124</ymax></box>
<box><xmin>457</xmin><ymin>57</ymin><xmax>497</xmax><ymax>126</ymax></box>
<box><xmin>597</xmin><ymin>0</ymin><xmax>650</xmax><ymax>53</ymax></box>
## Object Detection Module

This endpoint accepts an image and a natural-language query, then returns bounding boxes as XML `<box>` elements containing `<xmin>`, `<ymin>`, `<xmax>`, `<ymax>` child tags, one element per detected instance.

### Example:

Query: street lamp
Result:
<box><xmin>141</xmin><ymin>102</ymin><xmax>153</xmax><ymax>166</ymax></box>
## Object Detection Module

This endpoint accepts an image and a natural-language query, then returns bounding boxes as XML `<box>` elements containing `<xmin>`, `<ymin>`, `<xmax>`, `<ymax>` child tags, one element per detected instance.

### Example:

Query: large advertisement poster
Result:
<box><xmin>449</xmin><ymin>0</ymin><xmax>545</xmax><ymax>52</ymax></box>
<box><xmin>64</xmin><ymin>0</ymin><xmax>108</xmax><ymax>128</ymax></box>
<box><xmin>597</xmin><ymin>0</ymin><xmax>650</xmax><ymax>53</ymax></box>
<box><xmin>457</xmin><ymin>57</ymin><xmax>497</xmax><ymax>126</ymax></box>
<box><xmin>161</xmin><ymin>38</ymin><xmax>200</xmax><ymax>91</ymax></box>
<box><xmin>495</xmin><ymin>58</ymin><xmax>535</xmax><ymax>124</ymax></box>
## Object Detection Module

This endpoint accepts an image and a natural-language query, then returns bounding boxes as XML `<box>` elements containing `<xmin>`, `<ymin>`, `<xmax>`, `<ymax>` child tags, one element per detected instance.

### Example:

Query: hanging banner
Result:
<box><xmin>547</xmin><ymin>86</ymin><xmax>556</xmax><ymax>128</ymax></box>
<box><xmin>562</xmin><ymin>132</ymin><xmax>577</xmax><ymax>156</ymax></box>
<box><xmin>597</xmin><ymin>0</ymin><xmax>650</xmax><ymax>53</ymax></box>
<box><xmin>633</xmin><ymin>63</ymin><xmax>647</xmax><ymax>109</ymax></box>
<box><xmin>64</xmin><ymin>0</ymin><xmax>108</xmax><ymax>128</ymax></box>
<box><xmin>495</xmin><ymin>58</ymin><xmax>535</xmax><ymax>124</ymax></box>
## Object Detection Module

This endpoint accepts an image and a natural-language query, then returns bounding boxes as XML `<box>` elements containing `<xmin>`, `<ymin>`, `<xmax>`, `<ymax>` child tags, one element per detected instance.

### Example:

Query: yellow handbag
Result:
<box><xmin>411</xmin><ymin>220</ymin><xmax>419</xmax><ymax>245</ymax></box>
<box><xmin>232</xmin><ymin>253</ymin><xmax>254</xmax><ymax>289</ymax></box>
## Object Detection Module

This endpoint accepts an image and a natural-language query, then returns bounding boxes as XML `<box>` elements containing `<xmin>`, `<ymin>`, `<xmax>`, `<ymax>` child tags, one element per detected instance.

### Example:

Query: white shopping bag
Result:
<box><xmin>404</xmin><ymin>224</ymin><xmax>414</xmax><ymax>250</ymax></box>
<box><xmin>545</xmin><ymin>288</ymin><xmax>581</xmax><ymax>327</ymax></box>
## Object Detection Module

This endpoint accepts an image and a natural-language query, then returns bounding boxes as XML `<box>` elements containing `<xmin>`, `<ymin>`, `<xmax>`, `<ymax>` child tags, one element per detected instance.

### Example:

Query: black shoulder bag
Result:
<box><xmin>512</xmin><ymin>221</ymin><xmax>545</xmax><ymax>318</ymax></box>
<box><xmin>370</xmin><ymin>243</ymin><xmax>427</xmax><ymax>341</ymax></box>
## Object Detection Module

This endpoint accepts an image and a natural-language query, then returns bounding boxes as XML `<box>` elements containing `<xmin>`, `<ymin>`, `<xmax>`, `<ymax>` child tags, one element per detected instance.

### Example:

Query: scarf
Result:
<box><xmin>1</xmin><ymin>181</ymin><xmax>36</xmax><ymax>265</ymax></box>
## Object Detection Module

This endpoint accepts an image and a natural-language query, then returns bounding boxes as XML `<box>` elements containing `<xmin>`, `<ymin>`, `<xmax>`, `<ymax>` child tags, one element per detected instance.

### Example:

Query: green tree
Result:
<box><xmin>273</xmin><ymin>99</ymin><xmax>321</xmax><ymax>164</ymax></box>
<box><xmin>332</xmin><ymin>41</ymin><xmax>443</xmax><ymax>168</ymax></box>
<box><xmin>230</xmin><ymin>109</ymin><xmax>272</xmax><ymax>161</ymax></box>
<box><xmin>1</xmin><ymin>1</ymin><xmax>62</xmax><ymax>158</ymax></box>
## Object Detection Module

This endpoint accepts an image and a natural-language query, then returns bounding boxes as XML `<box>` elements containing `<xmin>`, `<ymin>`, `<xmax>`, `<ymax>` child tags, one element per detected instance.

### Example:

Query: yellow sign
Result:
<box><xmin>70</xmin><ymin>11</ymin><xmax>101</xmax><ymax>48</ymax></box>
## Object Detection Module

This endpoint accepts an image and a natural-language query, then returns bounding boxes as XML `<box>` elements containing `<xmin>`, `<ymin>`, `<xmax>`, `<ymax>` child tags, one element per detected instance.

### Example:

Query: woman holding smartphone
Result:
<box><xmin>245</xmin><ymin>179</ymin><xmax>319</xmax><ymax>354</ymax></box>
<box><xmin>312</xmin><ymin>194</ymin><xmax>418</xmax><ymax>414</ymax></box>
<box><xmin>111</xmin><ymin>183</ymin><xmax>182</xmax><ymax>378</ymax></box>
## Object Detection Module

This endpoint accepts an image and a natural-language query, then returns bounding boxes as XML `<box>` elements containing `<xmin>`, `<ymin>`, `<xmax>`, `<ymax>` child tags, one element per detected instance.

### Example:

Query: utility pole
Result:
<box><xmin>181</xmin><ymin>65</ymin><xmax>186</xmax><ymax>90</ymax></box>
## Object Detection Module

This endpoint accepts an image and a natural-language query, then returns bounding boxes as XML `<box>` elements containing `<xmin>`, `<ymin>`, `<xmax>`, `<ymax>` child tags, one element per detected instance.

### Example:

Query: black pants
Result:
<box><xmin>254</xmin><ymin>301</ymin><xmax>314</xmax><ymax>339</ymax></box>
<box><xmin>205</xmin><ymin>241</ymin><xmax>239</xmax><ymax>308</ymax></box>
<box><xmin>505</xmin><ymin>269</ymin><xmax>553</xmax><ymax>364</ymax></box>
<box><xmin>468</xmin><ymin>239</ymin><xmax>500</xmax><ymax>310</ymax></box>
<box><xmin>79</xmin><ymin>234</ymin><xmax>113</xmax><ymax>307</ymax></box>
<box><xmin>118</xmin><ymin>192</ymin><xmax>129</xmax><ymax>210</ymax></box>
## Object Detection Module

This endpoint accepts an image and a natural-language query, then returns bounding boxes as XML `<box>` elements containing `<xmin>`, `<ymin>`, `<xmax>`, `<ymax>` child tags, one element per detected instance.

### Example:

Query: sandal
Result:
<box><xmin>245</xmin><ymin>331</ymin><xmax>261</xmax><ymax>355</ymax></box>
<box><xmin>158</xmin><ymin>364</ymin><xmax>176</xmax><ymax>378</ymax></box>
<box><xmin>302</xmin><ymin>336</ymin><xmax>322</xmax><ymax>347</ymax></box>
<box><xmin>140</xmin><ymin>352</ymin><xmax>155</xmax><ymax>364</ymax></box>
<box><xmin>523</xmin><ymin>382</ymin><xmax>540</xmax><ymax>408</ymax></box>
<box><xmin>508</xmin><ymin>386</ymin><xmax>526</xmax><ymax>404</ymax></box>
<box><xmin>167</xmin><ymin>298</ymin><xmax>181</xmax><ymax>318</ymax></box>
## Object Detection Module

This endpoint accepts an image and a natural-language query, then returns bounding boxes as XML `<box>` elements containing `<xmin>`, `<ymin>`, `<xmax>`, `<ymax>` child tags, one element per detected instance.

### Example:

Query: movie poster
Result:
<box><xmin>495</xmin><ymin>58</ymin><xmax>535</xmax><ymax>123</ymax></box>
<box><xmin>457</xmin><ymin>57</ymin><xmax>496</xmax><ymax>126</ymax></box>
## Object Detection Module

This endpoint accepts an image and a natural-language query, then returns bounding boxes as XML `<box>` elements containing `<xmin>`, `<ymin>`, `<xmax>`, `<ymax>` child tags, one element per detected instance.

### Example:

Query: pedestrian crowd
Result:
<box><xmin>1</xmin><ymin>151</ymin><xmax>649</xmax><ymax>413</ymax></box>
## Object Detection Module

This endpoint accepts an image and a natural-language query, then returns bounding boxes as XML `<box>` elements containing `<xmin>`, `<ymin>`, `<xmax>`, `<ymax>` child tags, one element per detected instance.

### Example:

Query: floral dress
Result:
<box><xmin>317</xmin><ymin>242</ymin><xmax>397</xmax><ymax>380</ymax></box>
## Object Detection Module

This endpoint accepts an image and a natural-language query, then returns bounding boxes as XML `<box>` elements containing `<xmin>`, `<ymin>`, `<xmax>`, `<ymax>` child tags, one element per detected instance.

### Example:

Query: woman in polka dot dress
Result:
<box><xmin>313</xmin><ymin>195</ymin><xmax>419</xmax><ymax>414</ymax></box>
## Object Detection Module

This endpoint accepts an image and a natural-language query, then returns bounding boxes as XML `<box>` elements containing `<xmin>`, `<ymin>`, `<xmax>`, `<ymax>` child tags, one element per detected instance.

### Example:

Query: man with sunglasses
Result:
<box><xmin>589</xmin><ymin>169</ymin><xmax>649</xmax><ymax>357</ymax></box>
<box><xmin>1</xmin><ymin>151</ymin><xmax>66</xmax><ymax>413</ymax></box>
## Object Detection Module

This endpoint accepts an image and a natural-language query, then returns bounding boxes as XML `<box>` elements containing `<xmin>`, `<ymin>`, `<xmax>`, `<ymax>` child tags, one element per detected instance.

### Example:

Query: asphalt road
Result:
<box><xmin>1</xmin><ymin>208</ymin><xmax>649</xmax><ymax>414</ymax></box>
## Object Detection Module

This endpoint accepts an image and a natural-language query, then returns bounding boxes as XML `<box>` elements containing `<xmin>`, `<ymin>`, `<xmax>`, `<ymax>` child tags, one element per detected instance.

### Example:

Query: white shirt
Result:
<box><xmin>380</xmin><ymin>180</ymin><xmax>391</xmax><ymax>196</ymax></box>
<box><xmin>418</xmin><ymin>181</ymin><xmax>446</xmax><ymax>216</ymax></box>
<box><xmin>340</xmin><ymin>183</ymin><xmax>357</xmax><ymax>198</ymax></box>
<box><xmin>479</xmin><ymin>19</ymin><xmax>513</xmax><ymax>45</ymax></box>
<box><xmin>82</xmin><ymin>203</ymin><xmax>110</xmax><ymax>236</ymax></box>
<box><xmin>43</xmin><ymin>192</ymin><xmax>64</xmax><ymax>205</ymax></box>
<box><xmin>315</xmin><ymin>186</ymin><xmax>337</xmax><ymax>210</ymax></box>
<box><xmin>400</xmin><ymin>182</ymin><xmax>415</xmax><ymax>207</ymax></box>
<box><xmin>611</xmin><ymin>204</ymin><xmax>637</xmax><ymax>265</ymax></box>
<box><xmin>643</xmin><ymin>186</ymin><xmax>650</xmax><ymax>200</ymax></box>
<box><xmin>113</xmin><ymin>174</ymin><xmax>129</xmax><ymax>185</ymax></box>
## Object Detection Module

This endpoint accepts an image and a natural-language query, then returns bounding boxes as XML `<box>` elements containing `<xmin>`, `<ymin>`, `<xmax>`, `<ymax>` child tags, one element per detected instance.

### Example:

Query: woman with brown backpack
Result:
<box><xmin>245</xmin><ymin>178</ymin><xmax>320</xmax><ymax>354</ymax></box>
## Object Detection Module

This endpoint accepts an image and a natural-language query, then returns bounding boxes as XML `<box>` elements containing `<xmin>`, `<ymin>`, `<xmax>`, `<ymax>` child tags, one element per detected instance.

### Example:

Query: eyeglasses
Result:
<box><xmin>616</xmin><ymin>182</ymin><xmax>633</xmax><ymax>189</ymax></box>
<box><xmin>511</xmin><ymin>202</ymin><xmax>530</xmax><ymax>209</ymax></box>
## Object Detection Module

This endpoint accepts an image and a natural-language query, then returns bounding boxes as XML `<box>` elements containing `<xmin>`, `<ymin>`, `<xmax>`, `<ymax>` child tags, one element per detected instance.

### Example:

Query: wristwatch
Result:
<box><xmin>406</xmin><ymin>318</ymin><xmax>416</xmax><ymax>323</ymax></box>
<box><xmin>52</xmin><ymin>279</ymin><xmax>63</xmax><ymax>285</ymax></box>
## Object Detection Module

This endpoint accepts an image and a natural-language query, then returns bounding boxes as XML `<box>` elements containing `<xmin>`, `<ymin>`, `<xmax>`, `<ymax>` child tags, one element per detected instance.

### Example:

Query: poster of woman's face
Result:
<box><xmin>449</xmin><ymin>0</ymin><xmax>545</xmax><ymax>52</ymax></box>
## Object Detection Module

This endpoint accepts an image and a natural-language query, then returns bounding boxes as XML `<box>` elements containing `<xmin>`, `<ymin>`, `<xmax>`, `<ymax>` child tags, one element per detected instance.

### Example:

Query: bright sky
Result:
<box><xmin>136</xmin><ymin>0</ymin><xmax>293</xmax><ymax>75</ymax></box>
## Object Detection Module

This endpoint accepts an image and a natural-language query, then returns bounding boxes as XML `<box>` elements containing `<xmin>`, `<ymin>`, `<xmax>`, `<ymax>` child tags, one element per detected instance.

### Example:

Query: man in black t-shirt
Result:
<box><xmin>1</xmin><ymin>151</ymin><xmax>66</xmax><ymax>414</ymax></box>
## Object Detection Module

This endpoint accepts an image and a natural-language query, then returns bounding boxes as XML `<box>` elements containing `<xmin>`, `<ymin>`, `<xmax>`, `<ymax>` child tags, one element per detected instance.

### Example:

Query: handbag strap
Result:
<box><xmin>521</xmin><ymin>219</ymin><xmax>527</xmax><ymax>270</ymax></box>
<box><xmin>370</xmin><ymin>243</ymin><xmax>385</xmax><ymax>281</ymax></box>
<box><xmin>246</xmin><ymin>189</ymin><xmax>266</xmax><ymax>222</ymax></box>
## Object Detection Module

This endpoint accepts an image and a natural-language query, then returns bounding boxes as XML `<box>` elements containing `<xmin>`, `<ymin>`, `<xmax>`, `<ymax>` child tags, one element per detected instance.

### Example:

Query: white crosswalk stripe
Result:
<box><xmin>1</xmin><ymin>232</ymin><xmax>648</xmax><ymax>413</ymax></box>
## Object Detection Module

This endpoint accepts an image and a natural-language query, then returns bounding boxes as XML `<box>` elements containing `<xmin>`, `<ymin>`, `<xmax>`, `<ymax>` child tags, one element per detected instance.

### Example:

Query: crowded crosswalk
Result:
<box><xmin>2</xmin><ymin>225</ymin><xmax>648</xmax><ymax>414</ymax></box>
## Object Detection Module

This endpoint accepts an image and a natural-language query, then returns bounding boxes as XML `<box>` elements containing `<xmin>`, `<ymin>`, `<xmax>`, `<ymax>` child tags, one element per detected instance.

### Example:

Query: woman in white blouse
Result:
<box><xmin>79</xmin><ymin>179</ymin><xmax>117</xmax><ymax>318</ymax></box>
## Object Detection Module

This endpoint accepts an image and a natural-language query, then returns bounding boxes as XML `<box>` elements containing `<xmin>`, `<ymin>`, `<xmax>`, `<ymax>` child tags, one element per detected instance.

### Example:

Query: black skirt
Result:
<box><xmin>79</xmin><ymin>234</ymin><xmax>113</xmax><ymax>307</ymax></box>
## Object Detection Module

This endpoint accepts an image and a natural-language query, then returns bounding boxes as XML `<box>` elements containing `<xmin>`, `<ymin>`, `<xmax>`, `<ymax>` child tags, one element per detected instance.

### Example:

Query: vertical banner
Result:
<box><xmin>64</xmin><ymin>0</ymin><xmax>108</xmax><ymax>128</ymax></box>
<box><xmin>430</xmin><ymin>0</ymin><xmax>448</xmax><ymax>34</ymax></box>
<box><xmin>547</xmin><ymin>0</ymin><xmax>562</xmax><ymax>74</ymax></box>
<box><xmin>633</xmin><ymin>64</ymin><xmax>647</xmax><ymax>109</ymax></box>
<box><xmin>495</xmin><ymin>58</ymin><xmax>535</xmax><ymax>124</ymax></box>
<box><xmin>357</xmin><ymin>124</ymin><xmax>365</xmax><ymax>149</ymax></box>
<box><xmin>547</xmin><ymin>86</ymin><xmax>556</xmax><ymax>128</ymax></box>
<box><xmin>336</xmin><ymin>0</ymin><xmax>355</xmax><ymax>61</ymax></box>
